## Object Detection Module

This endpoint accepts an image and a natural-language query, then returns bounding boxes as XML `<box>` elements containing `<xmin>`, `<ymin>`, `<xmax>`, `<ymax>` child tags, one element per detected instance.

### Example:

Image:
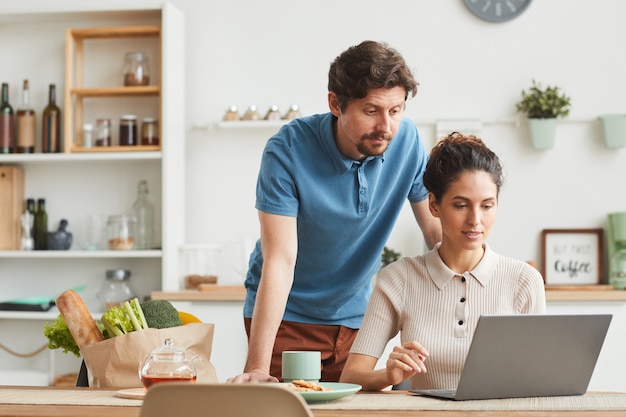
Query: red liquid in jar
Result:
<box><xmin>141</xmin><ymin>375</ymin><xmax>197</xmax><ymax>388</ymax></box>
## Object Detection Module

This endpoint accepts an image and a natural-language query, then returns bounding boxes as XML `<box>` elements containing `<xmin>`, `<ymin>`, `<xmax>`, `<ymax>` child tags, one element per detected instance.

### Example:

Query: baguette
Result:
<box><xmin>56</xmin><ymin>289</ymin><xmax>104</xmax><ymax>350</ymax></box>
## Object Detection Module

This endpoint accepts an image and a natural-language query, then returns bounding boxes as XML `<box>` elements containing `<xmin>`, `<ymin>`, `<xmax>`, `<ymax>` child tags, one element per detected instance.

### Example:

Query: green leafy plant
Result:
<box><xmin>381</xmin><ymin>246</ymin><xmax>401</xmax><ymax>268</ymax></box>
<box><xmin>516</xmin><ymin>80</ymin><xmax>571</xmax><ymax>119</ymax></box>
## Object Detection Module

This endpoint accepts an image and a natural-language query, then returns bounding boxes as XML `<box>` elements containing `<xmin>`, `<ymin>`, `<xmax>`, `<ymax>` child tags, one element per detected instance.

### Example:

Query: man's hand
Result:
<box><xmin>226</xmin><ymin>371</ymin><xmax>279</xmax><ymax>384</ymax></box>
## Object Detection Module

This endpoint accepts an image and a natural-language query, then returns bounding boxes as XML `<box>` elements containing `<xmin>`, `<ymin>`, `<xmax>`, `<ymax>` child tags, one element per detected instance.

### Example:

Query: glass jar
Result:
<box><xmin>107</xmin><ymin>215</ymin><xmax>136</xmax><ymax>250</ymax></box>
<box><xmin>95</xmin><ymin>118</ymin><xmax>111</xmax><ymax>147</ymax></box>
<box><xmin>141</xmin><ymin>118</ymin><xmax>159</xmax><ymax>145</ymax></box>
<box><xmin>119</xmin><ymin>114</ymin><xmax>138</xmax><ymax>146</ymax></box>
<box><xmin>82</xmin><ymin>123</ymin><xmax>93</xmax><ymax>148</ymax></box>
<box><xmin>180</xmin><ymin>244</ymin><xmax>222</xmax><ymax>289</ymax></box>
<box><xmin>97</xmin><ymin>269</ymin><xmax>136</xmax><ymax>310</ymax></box>
<box><xmin>123</xmin><ymin>52</ymin><xmax>150</xmax><ymax>86</ymax></box>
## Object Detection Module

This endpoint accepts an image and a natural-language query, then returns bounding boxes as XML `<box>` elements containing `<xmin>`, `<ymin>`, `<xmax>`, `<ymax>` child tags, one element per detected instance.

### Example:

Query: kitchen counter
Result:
<box><xmin>152</xmin><ymin>287</ymin><xmax>626</xmax><ymax>302</ymax></box>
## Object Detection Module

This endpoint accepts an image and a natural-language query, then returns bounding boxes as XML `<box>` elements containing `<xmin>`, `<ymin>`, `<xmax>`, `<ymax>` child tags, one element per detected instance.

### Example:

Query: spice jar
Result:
<box><xmin>180</xmin><ymin>244</ymin><xmax>222</xmax><ymax>289</ymax></box>
<box><xmin>141</xmin><ymin>118</ymin><xmax>159</xmax><ymax>145</ymax></box>
<box><xmin>107</xmin><ymin>215</ymin><xmax>136</xmax><ymax>250</ymax></box>
<box><xmin>123</xmin><ymin>52</ymin><xmax>150</xmax><ymax>86</ymax></box>
<box><xmin>119</xmin><ymin>115</ymin><xmax>138</xmax><ymax>146</ymax></box>
<box><xmin>97</xmin><ymin>269</ymin><xmax>136</xmax><ymax>310</ymax></box>
<box><xmin>95</xmin><ymin>118</ymin><xmax>111</xmax><ymax>147</ymax></box>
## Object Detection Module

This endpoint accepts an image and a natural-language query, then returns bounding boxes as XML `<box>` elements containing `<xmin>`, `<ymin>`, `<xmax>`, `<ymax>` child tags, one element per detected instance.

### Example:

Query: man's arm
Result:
<box><xmin>227</xmin><ymin>211</ymin><xmax>297</xmax><ymax>383</ymax></box>
<box><xmin>410</xmin><ymin>199</ymin><xmax>441</xmax><ymax>250</ymax></box>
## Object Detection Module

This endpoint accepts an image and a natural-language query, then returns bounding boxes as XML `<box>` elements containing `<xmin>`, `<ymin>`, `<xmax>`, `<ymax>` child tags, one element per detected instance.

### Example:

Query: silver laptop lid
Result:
<box><xmin>453</xmin><ymin>314</ymin><xmax>612</xmax><ymax>400</ymax></box>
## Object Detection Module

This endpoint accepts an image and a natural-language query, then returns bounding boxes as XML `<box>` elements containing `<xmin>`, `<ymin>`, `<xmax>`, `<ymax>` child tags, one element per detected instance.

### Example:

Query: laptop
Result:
<box><xmin>410</xmin><ymin>313</ymin><xmax>612</xmax><ymax>401</ymax></box>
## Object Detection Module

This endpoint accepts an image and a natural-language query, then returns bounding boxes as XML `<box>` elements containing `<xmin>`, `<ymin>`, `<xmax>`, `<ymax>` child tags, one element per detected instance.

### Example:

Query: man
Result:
<box><xmin>228</xmin><ymin>40</ymin><xmax>441</xmax><ymax>384</ymax></box>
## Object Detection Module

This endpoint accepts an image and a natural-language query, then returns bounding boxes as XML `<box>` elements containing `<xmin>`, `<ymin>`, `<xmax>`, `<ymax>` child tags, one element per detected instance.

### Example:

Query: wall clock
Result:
<box><xmin>463</xmin><ymin>0</ymin><xmax>532</xmax><ymax>23</ymax></box>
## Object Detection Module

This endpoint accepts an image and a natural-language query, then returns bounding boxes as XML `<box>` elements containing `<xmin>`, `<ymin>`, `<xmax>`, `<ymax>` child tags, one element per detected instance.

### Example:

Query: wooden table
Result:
<box><xmin>0</xmin><ymin>387</ymin><xmax>624</xmax><ymax>417</ymax></box>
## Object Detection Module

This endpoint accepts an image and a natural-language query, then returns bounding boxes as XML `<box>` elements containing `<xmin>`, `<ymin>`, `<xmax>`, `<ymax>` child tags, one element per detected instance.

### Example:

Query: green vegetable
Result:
<box><xmin>101</xmin><ymin>305</ymin><xmax>133</xmax><ymax>337</ymax></box>
<box><xmin>140</xmin><ymin>299</ymin><xmax>183</xmax><ymax>329</ymax></box>
<box><xmin>44</xmin><ymin>314</ymin><xmax>81</xmax><ymax>357</ymax></box>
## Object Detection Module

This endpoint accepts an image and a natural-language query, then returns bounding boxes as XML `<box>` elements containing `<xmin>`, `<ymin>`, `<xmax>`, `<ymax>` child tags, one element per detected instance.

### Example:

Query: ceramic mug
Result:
<box><xmin>281</xmin><ymin>350</ymin><xmax>321</xmax><ymax>382</ymax></box>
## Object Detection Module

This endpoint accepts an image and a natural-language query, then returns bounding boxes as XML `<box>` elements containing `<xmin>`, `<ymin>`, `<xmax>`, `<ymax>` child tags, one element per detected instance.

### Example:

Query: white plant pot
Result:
<box><xmin>528</xmin><ymin>118</ymin><xmax>557</xmax><ymax>150</ymax></box>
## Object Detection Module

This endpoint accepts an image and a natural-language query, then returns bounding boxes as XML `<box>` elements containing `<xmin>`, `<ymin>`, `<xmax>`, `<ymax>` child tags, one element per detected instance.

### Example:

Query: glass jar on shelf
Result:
<box><xmin>107</xmin><ymin>215</ymin><xmax>136</xmax><ymax>250</ymax></box>
<box><xmin>97</xmin><ymin>269</ymin><xmax>136</xmax><ymax>310</ymax></box>
<box><xmin>123</xmin><ymin>51</ymin><xmax>150</xmax><ymax>86</ymax></box>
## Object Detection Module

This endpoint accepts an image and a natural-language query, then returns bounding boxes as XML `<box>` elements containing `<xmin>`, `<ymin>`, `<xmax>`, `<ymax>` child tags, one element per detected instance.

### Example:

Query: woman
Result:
<box><xmin>339</xmin><ymin>132</ymin><xmax>546</xmax><ymax>391</ymax></box>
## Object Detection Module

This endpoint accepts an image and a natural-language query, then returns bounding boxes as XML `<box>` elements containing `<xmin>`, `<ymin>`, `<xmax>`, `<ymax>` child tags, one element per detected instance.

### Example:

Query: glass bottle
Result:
<box><xmin>42</xmin><ymin>84</ymin><xmax>61</xmax><ymax>153</ymax></box>
<box><xmin>95</xmin><ymin>118</ymin><xmax>111</xmax><ymax>147</ymax></box>
<box><xmin>20</xmin><ymin>198</ymin><xmax>35</xmax><ymax>251</ymax></box>
<box><xmin>133</xmin><ymin>180</ymin><xmax>154</xmax><ymax>250</ymax></box>
<box><xmin>82</xmin><ymin>123</ymin><xmax>93</xmax><ymax>148</ymax></box>
<box><xmin>15</xmin><ymin>79</ymin><xmax>36</xmax><ymax>153</ymax></box>
<box><xmin>34</xmin><ymin>198</ymin><xmax>48</xmax><ymax>250</ymax></box>
<box><xmin>97</xmin><ymin>269</ymin><xmax>136</xmax><ymax>310</ymax></box>
<box><xmin>0</xmin><ymin>82</ymin><xmax>14</xmax><ymax>154</ymax></box>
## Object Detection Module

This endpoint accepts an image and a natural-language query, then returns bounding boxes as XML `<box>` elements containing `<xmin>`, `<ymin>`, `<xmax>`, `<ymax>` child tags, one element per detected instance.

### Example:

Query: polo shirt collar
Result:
<box><xmin>425</xmin><ymin>243</ymin><xmax>497</xmax><ymax>289</ymax></box>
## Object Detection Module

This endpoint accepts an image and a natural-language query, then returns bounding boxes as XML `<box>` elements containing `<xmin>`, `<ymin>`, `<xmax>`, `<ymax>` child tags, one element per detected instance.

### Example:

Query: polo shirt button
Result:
<box><xmin>458</xmin><ymin>320</ymin><xmax>464</xmax><ymax>326</ymax></box>
<box><xmin>461</xmin><ymin>277</ymin><xmax>466</xmax><ymax>282</ymax></box>
<box><xmin>460</xmin><ymin>297</ymin><xmax>466</xmax><ymax>303</ymax></box>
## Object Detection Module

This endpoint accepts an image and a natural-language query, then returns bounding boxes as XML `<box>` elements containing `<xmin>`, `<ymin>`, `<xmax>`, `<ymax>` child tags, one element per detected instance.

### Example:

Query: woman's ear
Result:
<box><xmin>428</xmin><ymin>193</ymin><xmax>440</xmax><ymax>218</ymax></box>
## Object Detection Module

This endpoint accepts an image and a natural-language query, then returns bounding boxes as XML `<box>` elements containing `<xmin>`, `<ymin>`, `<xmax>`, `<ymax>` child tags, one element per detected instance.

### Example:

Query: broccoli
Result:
<box><xmin>140</xmin><ymin>300</ymin><xmax>183</xmax><ymax>329</ymax></box>
<box><xmin>44</xmin><ymin>314</ymin><xmax>81</xmax><ymax>357</ymax></box>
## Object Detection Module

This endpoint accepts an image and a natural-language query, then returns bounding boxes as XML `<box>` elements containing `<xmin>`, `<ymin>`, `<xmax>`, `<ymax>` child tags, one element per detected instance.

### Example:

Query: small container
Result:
<box><xmin>97</xmin><ymin>269</ymin><xmax>136</xmax><ymax>310</ymax></box>
<box><xmin>222</xmin><ymin>105</ymin><xmax>240</xmax><ymax>122</ymax></box>
<box><xmin>82</xmin><ymin>123</ymin><xmax>93</xmax><ymax>148</ymax></box>
<box><xmin>141</xmin><ymin>118</ymin><xmax>159</xmax><ymax>145</ymax></box>
<box><xmin>107</xmin><ymin>215</ymin><xmax>136</xmax><ymax>250</ymax></box>
<box><xmin>264</xmin><ymin>105</ymin><xmax>281</xmax><ymax>121</ymax></box>
<box><xmin>95</xmin><ymin>119</ymin><xmax>111</xmax><ymax>147</ymax></box>
<box><xmin>283</xmin><ymin>104</ymin><xmax>302</xmax><ymax>120</ymax></box>
<box><xmin>241</xmin><ymin>105</ymin><xmax>261</xmax><ymax>121</ymax></box>
<box><xmin>123</xmin><ymin>52</ymin><xmax>150</xmax><ymax>86</ymax></box>
<box><xmin>119</xmin><ymin>115</ymin><xmax>138</xmax><ymax>146</ymax></box>
<box><xmin>180</xmin><ymin>244</ymin><xmax>222</xmax><ymax>289</ymax></box>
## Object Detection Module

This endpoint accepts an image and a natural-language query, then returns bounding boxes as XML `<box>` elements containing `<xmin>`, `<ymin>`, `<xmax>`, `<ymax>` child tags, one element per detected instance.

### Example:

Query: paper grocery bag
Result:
<box><xmin>80</xmin><ymin>323</ymin><xmax>218</xmax><ymax>388</ymax></box>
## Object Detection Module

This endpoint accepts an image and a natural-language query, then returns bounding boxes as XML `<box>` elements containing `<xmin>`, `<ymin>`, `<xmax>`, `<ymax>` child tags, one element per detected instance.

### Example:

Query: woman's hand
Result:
<box><xmin>385</xmin><ymin>341</ymin><xmax>429</xmax><ymax>386</ymax></box>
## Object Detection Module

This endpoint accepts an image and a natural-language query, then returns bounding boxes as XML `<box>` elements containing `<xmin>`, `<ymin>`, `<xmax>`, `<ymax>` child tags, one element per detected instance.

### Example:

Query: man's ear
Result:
<box><xmin>328</xmin><ymin>92</ymin><xmax>341</xmax><ymax>117</ymax></box>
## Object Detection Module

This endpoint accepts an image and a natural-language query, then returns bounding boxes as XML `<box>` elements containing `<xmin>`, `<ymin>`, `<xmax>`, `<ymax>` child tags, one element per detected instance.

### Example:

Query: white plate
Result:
<box><xmin>282</xmin><ymin>382</ymin><xmax>361</xmax><ymax>403</ymax></box>
<box><xmin>115</xmin><ymin>387</ymin><xmax>147</xmax><ymax>400</ymax></box>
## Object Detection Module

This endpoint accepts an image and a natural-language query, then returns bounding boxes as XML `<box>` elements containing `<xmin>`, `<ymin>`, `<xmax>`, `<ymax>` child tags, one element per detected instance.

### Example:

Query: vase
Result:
<box><xmin>528</xmin><ymin>118</ymin><xmax>557</xmax><ymax>150</ymax></box>
<box><xmin>600</xmin><ymin>114</ymin><xmax>626</xmax><ymax>149</ymax></box>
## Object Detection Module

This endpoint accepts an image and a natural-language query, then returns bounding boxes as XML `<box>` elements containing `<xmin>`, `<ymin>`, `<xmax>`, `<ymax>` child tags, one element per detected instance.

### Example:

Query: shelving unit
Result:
<box><xmin>0</xmin><ymin>3</ymin><xmax>185</xmax><ymax>384</ymax></box>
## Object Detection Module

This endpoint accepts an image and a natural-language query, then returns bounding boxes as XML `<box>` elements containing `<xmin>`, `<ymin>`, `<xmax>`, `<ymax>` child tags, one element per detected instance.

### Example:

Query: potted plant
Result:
<box><xmin>515</xmin><ymin>80</ymin><xmax>571</xmax><ymax>150</ymax></box>
<box><xmin>381</xmin><ymin>246</ymin><xmax>401</xmax><ymax>268</ymax></box>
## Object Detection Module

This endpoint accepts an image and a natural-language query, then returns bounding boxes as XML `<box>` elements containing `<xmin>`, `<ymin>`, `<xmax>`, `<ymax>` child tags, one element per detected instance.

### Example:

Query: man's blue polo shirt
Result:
<box><xmin>244</xmin><ymin>112</ymin><xmax>429</xmax><ymax>328</ymax></box>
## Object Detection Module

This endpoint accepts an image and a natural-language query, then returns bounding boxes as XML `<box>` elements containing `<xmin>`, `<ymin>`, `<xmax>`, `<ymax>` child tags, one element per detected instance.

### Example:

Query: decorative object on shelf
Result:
<box><xmin>599</xmin><ymin>114</ymin><xmax>626</xmax><ymax>149</ymax></box>
<box><xmin>0</xmin><ymin>165</ymin><xmax>24</xmax><ymax>250</ymax></box>
<box><xmin>241</xmin><ymin>105</ymin><xmax>262</xmax><ymax>121</ymax></box>
<box><xmin>222</xmin><ymin>105</ymin><xmax>240</xmax><ymax>121</ymax></box>
<box><xmin>541</xmin><ymin>228</ymin><xmax>604</xmax><ymax>286</ymax></box>
<box><xmin>264</xmin><ymin>105</ymin><xmax>282</xmax><ymax>121</ymax></box>
<box><xmin>119</xmin><ymin>114</ymin><xmax>138</xmax><ymax>146</ymax></box>
<box><xmin>133</xmin><ymin>180</ymin><xmax>154</xmax><ymax>250</ymax></box>
<box><xmin>34</xmin><ymin>198</ymin><xmax>48</xmax><ymax>250</ymax></box>
<box><xmin>20</xmin><ymin>198</ymin><xmax>35</xmax><ymax>251</ymax></box>
<box><xmin>107</xmin><ymin>214</ymin><xmax>136</xmax><ymax>250</ymax></box>
<box><xmin>15</xmin><ymin>79</ymin><xmax>36</xmax><ymax>153</ymax></box>
<box><xmin>464</xmin><ymin>0</ymin><xmax>532</xmax><ymax>23</ymax></box>
<box><xmin>283</xmin><ymin>104</ymin><xmax>302</xmax><ymax>120</ymax></box>
<box><xmin>141</xmin><ymin>117</ymin><xmax>159</xmax><ymax>145</ymax></box>
<box><xmin>0</xmin><ymin>82</ymin><xmax>15</xmax><ymax>154</ymax></box>
<box><xmin>42</xmin><ymin>83</ymin><xmax>62</xmax><ymax>153</ymax></box>
<box><xmin>180</xmin><ymin>243</ymin><xmax>221</xmax><ymax>289</ymax></box>
<box><xmin>97</xmin><ymin>269</ymin><xmax>136</xmax><ymax>310</ymax></box>
<box><xmin>82</xmin><ymin>123</ymin><xmax>93</xmax><ymax>148</ymax></box>
<box><xmin>123</xmin><ymin>51</ymin><xmax>150</xmax><ymax>86</ymax></box>
<box><xmin>47</xmin><ymin>219</ymin><xmax>73</xmax><ymax>250</ymax></box>
<box><xmin>607</xmin><ymin>211</ymin><xmax>626</xmax><ymax>290</ymax></box>
<box><xmin>515</xmin><ymin>80</ymin><xmax>571</xmax><ymax>150</ymax></box>
<box><xmin>95</xmin><ymin>118</ymin><xmax>112</xmax><ymax>147</ymax></box>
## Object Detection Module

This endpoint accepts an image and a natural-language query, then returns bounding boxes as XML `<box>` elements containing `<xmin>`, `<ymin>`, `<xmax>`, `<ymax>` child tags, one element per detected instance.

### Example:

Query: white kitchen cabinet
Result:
<box><xmin>0</xmin><ymin>3</ymin><xmax>184</xmax><ymax>383</ymax></box>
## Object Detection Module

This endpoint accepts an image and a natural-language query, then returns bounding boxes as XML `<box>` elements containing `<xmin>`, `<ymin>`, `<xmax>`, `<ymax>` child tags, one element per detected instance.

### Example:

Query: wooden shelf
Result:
<box><xmin>71</xmin><ymin>145</ymin><xmax>160</xmax><ymax>153</ymax></box>
<box><xmin>68</xmin><ymin>25</ymin><xmax>160</xmax><ymax>40</ymax></box>
<box><xmin>69</xmin><ymin>86</ymin><xmax>160</xmax><ymax>97</ymax></box>
<box><xmin>546</xmin><ymin>289</ymin><xmax>626</xmax><ymax>302</ymax></box>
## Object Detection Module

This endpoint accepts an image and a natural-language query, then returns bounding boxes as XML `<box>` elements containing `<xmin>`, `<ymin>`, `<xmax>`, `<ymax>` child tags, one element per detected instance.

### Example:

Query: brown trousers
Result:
<box><xmin>244</xmin><ymin>318</ymin><xmax>358</xmax><ymax>382</ymax></box>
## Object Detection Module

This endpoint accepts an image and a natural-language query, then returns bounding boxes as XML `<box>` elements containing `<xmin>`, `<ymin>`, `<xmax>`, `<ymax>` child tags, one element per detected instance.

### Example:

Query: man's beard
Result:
<box><xmin>356</xmin><ymin>132</ymin><xmax>392</xmax><ymax>156</ymax></box>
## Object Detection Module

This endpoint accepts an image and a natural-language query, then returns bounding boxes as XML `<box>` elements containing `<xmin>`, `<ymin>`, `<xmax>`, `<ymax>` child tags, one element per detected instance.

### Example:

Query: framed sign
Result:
<box><xmin>541</xmin><ymin>229</ymin><xmax>604</xmax><ymax>285</ymax></box>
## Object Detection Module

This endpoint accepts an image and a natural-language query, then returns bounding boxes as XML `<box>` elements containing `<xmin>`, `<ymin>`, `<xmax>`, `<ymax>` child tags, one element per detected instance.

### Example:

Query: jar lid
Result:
<box><xmin>106</xmin><ymin>269</ymin><xmax>131</xmax><ymax>280</ymax></box>
<box><xmin>125</xmin><ymin>51</ymin><xmax>148</xmax><ymax>60</ymax></box>
<box><xmin>142</xmin><ymin>117</ymin><xmax>158</xmax><ymax>123</ymax></box>
<box><xmin>151</xmin><ymin>338</ymin><xmax>185</xmax><ymax>361</ymax></box>
<box><xmin>83</xmin><ymin>123</ymin><xmax>93</xmax><ymax>131</ymax></box>
<box><xmin>120</xmin><ymin>114</ymin><xmax>137</xmax><ymax>121</ymax></box>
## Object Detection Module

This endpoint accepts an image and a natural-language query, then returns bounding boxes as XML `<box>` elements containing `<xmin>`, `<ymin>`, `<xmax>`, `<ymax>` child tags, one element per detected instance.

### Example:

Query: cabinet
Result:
<box><xmin>0</xmin><ymin>3</ymin><xmax>184</xmax><ymax>383</ymax></box>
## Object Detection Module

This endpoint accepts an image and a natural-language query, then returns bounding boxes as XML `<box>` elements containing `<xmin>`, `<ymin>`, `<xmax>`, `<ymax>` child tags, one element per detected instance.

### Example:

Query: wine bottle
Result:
<box><xmin>42</xmin><ymin>84</ymin><xmax>61</xmax><ymax>153</ymax></box>
<box><xmin>34</xmin><ymin>198</ymin><xmax>48</xmax><ymax>250</ymax></box>
<box><xmin>0</xmin><ymin>82</ymin><xmax>15</xmax><ymax>153</ymax></box>
<box><xmin>132</xmin><ymin>180</ymin><xmax>154</xmax><ymax>250</ymax></box>
<box><xmin>16</xmin><ymin>79</ymin><xmax>36</xmax><ymax>153</ymax></box>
